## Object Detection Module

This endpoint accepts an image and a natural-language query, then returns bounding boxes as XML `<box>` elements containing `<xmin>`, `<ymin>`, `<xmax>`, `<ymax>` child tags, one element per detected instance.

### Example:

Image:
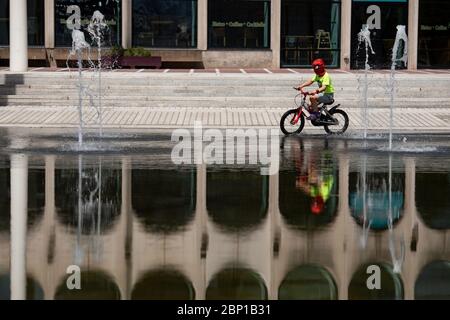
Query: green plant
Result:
<box><xmin>123</xmin><ymin>47</ymin><xmax>152</xmax><ymax>57</ymax></box>
<box><xmin>106</xmin><ymin>45</ymin><xmax>124</xmax><ymax>57</ymax></box>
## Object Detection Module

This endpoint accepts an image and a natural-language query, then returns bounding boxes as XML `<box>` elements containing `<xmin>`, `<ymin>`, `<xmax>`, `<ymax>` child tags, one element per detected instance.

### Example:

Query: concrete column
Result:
<box><xmin>44</xmin><ymin>0</ymin><xmax>55</xmax><ymax>48</ymax></box>
<box><xmin>45</xmin><ymin>156</ymin><xmax>55</xmax><ymax>214</ymax></box>
<box><xmin>340</xmin><ymin>0</ymin><xmax>352</xmax><ymax>70</ymax></box>
<box><xmin>195</xmin><ymin>164</ymin><xmax>207</xmax><ymax>300</ymax></box>
<box><xmin>268</xmin><ymin>172</ymin><xmax>279</xmax><ymax>300</ymax></box>
<box><xmin>408</xmin><ymin>0</ymin><xmax>419</xmax><ymax>70</ymax></box>
<box><xmin>197</xmin><ymin>0</ymin><xmax>208</xmax><ymax>51</ymax></box>
<box><xmin>336</xmin><ymin>154</ymin><xmax>350</xmax><ymax>300</ymax></box>
<box><xmin>122</xmin><ymin>0</ymin><xmax>132</xmax><ymax>49</ymax></box>
<box><xmin>403</xmin><ymin>158</ymin><xmax>416</xmax><ymax>300</ymax></box>
<box><xmin>271</xmin><ymin>0</ymin><xmax>281</xmax><ymax>69</ymax></box>
<box><xmin>43</xmin><ymin>155</ymin><xmax>56</xmax><ymax>301</ymax></box>
<box><xmin>122</xmin><ymin>157</ymin><xmax>133</xmax><ymax>300</ymax></box>
<box><xmin>10</xmin><ymin>154</ymin><xmax>28</xmax><ymax>300</ymax></box>
<box><xmin>9</xmin><ymin>0</ymin><xmax>28</xmax><ymax>72</ymax></box>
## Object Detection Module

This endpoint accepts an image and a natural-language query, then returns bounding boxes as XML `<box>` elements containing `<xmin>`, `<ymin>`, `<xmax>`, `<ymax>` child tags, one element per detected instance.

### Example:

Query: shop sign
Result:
<box><xmin>212</xmin><ymin>21</ymin><xmax>265</xmax><ymax>28</ymax></box>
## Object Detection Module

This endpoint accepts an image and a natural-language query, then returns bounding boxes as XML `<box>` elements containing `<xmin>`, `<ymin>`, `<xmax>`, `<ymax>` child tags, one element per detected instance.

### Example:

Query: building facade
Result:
<box><xmin>0</xmin><ymin>0</ymin><xmax>449</xmax><ymax>71</ymax></box>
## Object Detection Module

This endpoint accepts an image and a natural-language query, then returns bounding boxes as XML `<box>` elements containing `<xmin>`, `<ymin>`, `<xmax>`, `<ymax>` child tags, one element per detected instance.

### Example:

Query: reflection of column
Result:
<box><xmin>122</xmin><ymin>0</ymin><xmax>132</xmax><ymax>49</ymax></box>
<box><xmin>122</xmin><ymin>158</ymin><xmax>132</xmax><ymax>300</ymax></box>
<box><xmin>44</xmin><ymin>156</ymin><xmax>56</xmax><ymax>300</ymax></box>
<box><xmin>268</xmin><ymin>172</ymin><xmax>279</xmax><ymax>300</ymax></box>
<box><xmin>10</xmin><ymin>154</ymin><xmax>28</xmax><ymax>300</ymax></box>
<box><xmin>340</xmin><ymin>0</ymin><xmax>352</xmax><ymax>71</ymax></box>
<box><xmin>196</xmin><ymin>164</ymin><xmax>207</xmax><ymax>300</ymax></box>
<box><xmin>403</xmin><ymin>158</ymin><xmax>416</xmax><ymax>300</ymax></box>
<box><xmin>197</xmin><ymin>0</ymin><xmax>208</xmax><ymax>51</ymax></box>
<box><xmin>336</xmin><ymin>154</ymin><xmax>349</xmax><ymax>300</ymax></box>
<box><xmin>271</xmin><ymin>0</ymin><xmax>281</xmax><ymax>68</ymax></box>
<box><xmin>9</xmin><ymin>0</ymin><xmax>28</xmax><ymax>72</ymax></box>
<box><xmin>44</xmin><ymin>0</ymin><xmax>55</xmax><ymax>48</ymax></box>
<box><xmin>45</xmin><ymin>156</ymin><xmax>56</xmax><ymax>220</ymax></box>
<box><xmin>408</xmin><ymin>0</ymin><xmax>419</xmax><ymax>70</ymax></box>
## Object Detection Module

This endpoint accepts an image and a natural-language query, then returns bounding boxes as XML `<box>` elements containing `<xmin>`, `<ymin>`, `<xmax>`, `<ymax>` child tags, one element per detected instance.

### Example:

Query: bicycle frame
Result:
<box><xmin>290</xmin><ymin>92</ymin><xmax>338</xmax><ymax>126</ymax></box>
<box><xmin>291</xmin><ymin>93</ymin><xmax>309</xmax><ymax>125</ymax></box>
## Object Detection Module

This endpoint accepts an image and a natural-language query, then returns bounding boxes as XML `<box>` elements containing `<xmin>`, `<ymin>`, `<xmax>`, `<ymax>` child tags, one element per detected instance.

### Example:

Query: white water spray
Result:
<box><xmin>389</xmin><ymin>26</ymin><xmax>408</xmax><ymax>151</ymax></box>
<box><xmin>357</xmin><ymin>25</ymin><xmax>375</xmax><ymax>140</ymax></box>
<box><xmin>88</xmin><ymin>10</ymin><xmax>109</xmax><ymax>138</ymax></box>
<box><xmin>68</xmin><ymin>27</ymin><xmax>93</xmax><ymax>147</ymax></box>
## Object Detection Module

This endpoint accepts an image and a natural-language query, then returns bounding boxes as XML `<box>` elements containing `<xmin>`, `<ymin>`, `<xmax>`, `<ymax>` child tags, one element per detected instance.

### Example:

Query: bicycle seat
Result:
<box><xmin>324</xmin><ymin>99</ymin><xmax>335</xmax><ymax>105</ymax></box>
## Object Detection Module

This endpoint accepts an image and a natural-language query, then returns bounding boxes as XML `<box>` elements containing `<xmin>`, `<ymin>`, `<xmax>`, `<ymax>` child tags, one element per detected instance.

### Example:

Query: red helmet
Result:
<box><xmin>311</xmin><ymin>196</ymin><xmax>324</xmax><ymax>215</ymax></box>
<box><xmin>312</xmin><ymin>58</ymin><xmax>326</xmax><ymax>76</ymax></box>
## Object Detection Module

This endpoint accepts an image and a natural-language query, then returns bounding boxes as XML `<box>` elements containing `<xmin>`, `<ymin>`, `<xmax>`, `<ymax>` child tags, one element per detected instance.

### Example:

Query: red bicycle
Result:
<box><xmin>280</xmin><ymin>88</ymin><xmax>349</xmax><ymax>135</ymax></box>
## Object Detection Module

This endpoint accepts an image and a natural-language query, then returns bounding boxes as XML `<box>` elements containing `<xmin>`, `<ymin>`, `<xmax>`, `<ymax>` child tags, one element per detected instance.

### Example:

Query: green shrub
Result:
<box><xmin>105</xmin><ymin>46</ymin><xmax>152</xmax><ymax>57</ymax></box>
<box><xmin>123</xmin><ymin>47</ymin><xmax>152</xmax><ymax>57</ymax></box>
<box><xmin>106</xmin><ymin>45</ymin><xmax>124</xmax><ymax>57</ymax></box>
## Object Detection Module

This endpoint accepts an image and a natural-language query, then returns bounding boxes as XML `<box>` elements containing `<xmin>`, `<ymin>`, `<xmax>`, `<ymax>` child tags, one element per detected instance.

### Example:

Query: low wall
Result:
<box><xmin>202</xmin><ymin>50</ymin><xmax>273</xmax><ymax>69</ymax></box>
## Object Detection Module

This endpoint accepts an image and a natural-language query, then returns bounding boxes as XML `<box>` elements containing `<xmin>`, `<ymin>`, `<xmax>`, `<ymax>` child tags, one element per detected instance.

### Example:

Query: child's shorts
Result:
<box><xmin>317</xmin><ymin>93</ymin><xmax>334</xmax><ymax>105</ymax></box>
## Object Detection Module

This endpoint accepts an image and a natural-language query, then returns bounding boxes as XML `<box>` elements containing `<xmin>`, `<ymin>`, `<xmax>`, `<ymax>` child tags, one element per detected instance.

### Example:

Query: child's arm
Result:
<box><xmin>314</xmin><ymin>84</ymin><xmax>327</xmax><ymax>95</ymax></box>
<box><xmin>296</xmin><ymin>80</ymin><xmax>314</xmax><ymax>92</ymax></box>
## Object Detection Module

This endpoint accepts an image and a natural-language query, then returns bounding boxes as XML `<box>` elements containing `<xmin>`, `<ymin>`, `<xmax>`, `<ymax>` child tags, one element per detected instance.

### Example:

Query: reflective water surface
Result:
<box><xmin>1</xmin><ymin>132</ymin><xmax>450</xmax><ymax>300</ymax></box>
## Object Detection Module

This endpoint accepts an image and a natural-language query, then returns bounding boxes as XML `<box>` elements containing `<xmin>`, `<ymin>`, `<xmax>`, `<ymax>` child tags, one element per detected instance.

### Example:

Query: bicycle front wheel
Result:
<box><xmin>280</xmin><ymin>109</ymin><xmax>305</xmax><ymax>135</ymax></box>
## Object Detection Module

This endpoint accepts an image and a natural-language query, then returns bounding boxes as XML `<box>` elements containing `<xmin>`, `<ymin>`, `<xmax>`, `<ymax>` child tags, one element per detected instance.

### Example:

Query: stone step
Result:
<box><xmin>1</xmin><ymin>96</ymin><xmax>444</xmax><ymax>108</ymax></box>
<box><xmin>2</xmin><ymin>79</ymin><xmax>449</xmax><ymax>87</ymax></box>
<box><xmin>0</xmin><ymin>88</ymin><xmax>443</xmax><ymax>98</ymax></box>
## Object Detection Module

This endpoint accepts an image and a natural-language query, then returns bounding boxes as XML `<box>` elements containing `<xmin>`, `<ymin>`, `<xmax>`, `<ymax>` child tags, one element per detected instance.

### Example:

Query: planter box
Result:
<box><xmin>119</xmin><ymin>56</ymin><xmax>162</xmax><ymax>69</ymax></box>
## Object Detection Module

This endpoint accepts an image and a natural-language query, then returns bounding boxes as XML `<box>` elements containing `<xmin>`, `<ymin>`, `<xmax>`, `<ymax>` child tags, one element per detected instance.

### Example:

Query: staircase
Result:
<box><xmin>1</xmin><ymin>71</ymin><xmax>450</xmax><ymax>109</ymax></box>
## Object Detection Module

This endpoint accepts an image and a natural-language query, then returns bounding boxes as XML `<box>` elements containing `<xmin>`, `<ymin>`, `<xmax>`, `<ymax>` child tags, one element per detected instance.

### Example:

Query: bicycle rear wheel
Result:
<box><xmin>324</xmin><ymin>109</ymin><xmax>349</xmax><ymax>135</ymax></box>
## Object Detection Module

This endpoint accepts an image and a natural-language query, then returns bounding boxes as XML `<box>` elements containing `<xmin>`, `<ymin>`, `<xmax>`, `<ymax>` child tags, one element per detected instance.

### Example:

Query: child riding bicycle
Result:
<box><xmin>295</xmin><ymin>59</ymin><xmax>335</xmax><ymax>121</ymax></box>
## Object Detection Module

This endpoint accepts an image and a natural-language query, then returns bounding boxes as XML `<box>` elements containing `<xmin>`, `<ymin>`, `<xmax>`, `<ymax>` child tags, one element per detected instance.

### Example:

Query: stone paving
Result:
<box><xmin>0</xmin><ymin>105</ymin><xmax>448</xmax><ymax>132</ymax></box>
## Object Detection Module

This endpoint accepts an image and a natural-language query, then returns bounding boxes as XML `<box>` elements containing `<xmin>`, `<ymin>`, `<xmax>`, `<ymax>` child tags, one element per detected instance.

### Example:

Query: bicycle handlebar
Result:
<box><xmin>293</xmin><ymin>87</ymin><xmax>310</xmax><ymax>96</ymax></box>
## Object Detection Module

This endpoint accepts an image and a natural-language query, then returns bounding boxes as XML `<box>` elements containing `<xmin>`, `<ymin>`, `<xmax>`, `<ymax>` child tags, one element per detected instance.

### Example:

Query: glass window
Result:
<box><xmin>55</xmin><ymin>0</ymin><xmax>121</xmax><ymax>47</ymax></box>
<box><xmin>0</xmin><ymin>0</ymin><xmax>45</xmax><ymax>47</ymax></box>
<box><xmin>418</xmin><ymin>0</ymin><xmax>450</xmax><ymax>69</ymax></box>
<box><xmin>281</xmin><ymin>0</ymin><xmax>340</xmax><ymax>68</ymax></box>
<box><xmin>132</xmin><ymin>0</ymin><xmax>197</xmax><ymax>48</ymax></box>
<box><xmin>0</xmin><ymin>0</ymin><xmax>9</xmax><ymax>46</ymax></box>
<box><xmin>208</xmin><ymin>0</ymin><xmax>271</xmax><ymax>49</ymax></box>
<box><xmin>28</xmin><ymin>0</ymin><xmax>45</xmax><ymax>46</ymax></box>
<box><xmin>351</xmin><ymin>0</ymin><xmax>408</xmax><ymax>69</ymax></box>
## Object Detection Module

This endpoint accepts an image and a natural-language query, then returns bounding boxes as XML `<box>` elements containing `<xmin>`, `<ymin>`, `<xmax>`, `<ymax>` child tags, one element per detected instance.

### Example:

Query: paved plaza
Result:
<box><xmin>1</xmin><ymin>69</ymin><xmax>450</xmax><ymax>133</ymax></box>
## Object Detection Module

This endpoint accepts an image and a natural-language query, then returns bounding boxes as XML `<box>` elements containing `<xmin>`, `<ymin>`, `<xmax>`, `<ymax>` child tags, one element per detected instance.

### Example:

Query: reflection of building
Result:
<box><xmin>0</xmin><ymin>151</ymin><xmax>450</xmax><ymax>300</ymax></box>
<box><xmin>1</xmin><ymin>0</ymin><xmax>449</xmax><ymax>71</ymax></box>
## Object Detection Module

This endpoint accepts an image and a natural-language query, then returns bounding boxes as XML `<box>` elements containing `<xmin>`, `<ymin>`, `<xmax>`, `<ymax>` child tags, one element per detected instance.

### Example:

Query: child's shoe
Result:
<box><xmin>307</xmin><ymin>112</ymin><xmax>320</xmax><ymax>121</ymax></box>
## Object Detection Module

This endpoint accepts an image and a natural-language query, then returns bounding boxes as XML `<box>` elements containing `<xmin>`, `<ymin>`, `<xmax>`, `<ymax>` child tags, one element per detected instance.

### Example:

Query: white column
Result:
<box><xmin>122</xmin><ymin>157</ymin><xmax>133</xmax><ymax>300</ymax></box>
<box><xmin>340</xmin><ymin>0</ymin><xmax>352</xmax><ymax>70</ymax></box>
<box><xmin>336</xmin><ymin>154</ymin><xmax>350</xmax><ymax>300</ymax></box>
<box><xmin>195</xmin><ymin>164</ymin><xmax>207</xmax><ymax>300</ymax></box>
<box><xmin>403</xmin><ymin>158</ymin><xmax>416</xmax><ymax>300</ymax></box>
<box><xmin>43</xmin><ymin>155</ymin><xmax>55</xmax><ymax>300</ymax></box>
<box><xmin>122</xmin><ymin>0</ymin><xmax>132</xmax><ymax>49</ymax></box>
<box><xmin>408</xmin><ymin>0</ymin><xmax>419</xmax><ymax>70</ymax></box>
<box><xmin>268</xmin><ymin>172</ymin><xmax>279</xmax><ymax>300</ymax></box>
<box><xmin>44</xmin><ymin>0</ymin><xmax>55</xmax><ymax>48</ymax></box>
<box><xmin>271</xmin><ymin>0</ymin><xmax>281</xmax><ymax>69</ymax></box>
<box><xmin>10</xmin><ymin>154</ymin><xmax>28</xmax><ymax>300</ymax></box>
<box><xmin>9</xmin><ymin>0</ymin><xmax>28</xmax><ymax>72</ymax></box>
<box><xmin>197</xmin><ymin>0</ymin><xmax>208</xmax><ymax>51</ymax></box>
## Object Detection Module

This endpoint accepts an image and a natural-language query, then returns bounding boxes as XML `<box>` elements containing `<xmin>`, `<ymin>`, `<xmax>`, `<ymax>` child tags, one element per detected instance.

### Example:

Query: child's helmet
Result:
<box><xmin>312</xmin><ymin>58</ymin><xmax>326</xmax><ymax>76</ymax></box>
<box><xmin>311</xmin><ymin>195</ymin><xmax>324</xmax><ymax>215</ymax></box>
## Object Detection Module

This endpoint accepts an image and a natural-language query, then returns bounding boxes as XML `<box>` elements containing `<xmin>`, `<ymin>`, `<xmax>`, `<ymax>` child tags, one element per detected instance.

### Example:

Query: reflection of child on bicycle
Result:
<box><xmin>292</xmin><ymin>139</ymin><xmax>335</xmax><ymax>215</ymax></box>
<box><xmin>295</xmin><ymin>58</ymin><xmax>335</xmax><ymax>121</ymax></box>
